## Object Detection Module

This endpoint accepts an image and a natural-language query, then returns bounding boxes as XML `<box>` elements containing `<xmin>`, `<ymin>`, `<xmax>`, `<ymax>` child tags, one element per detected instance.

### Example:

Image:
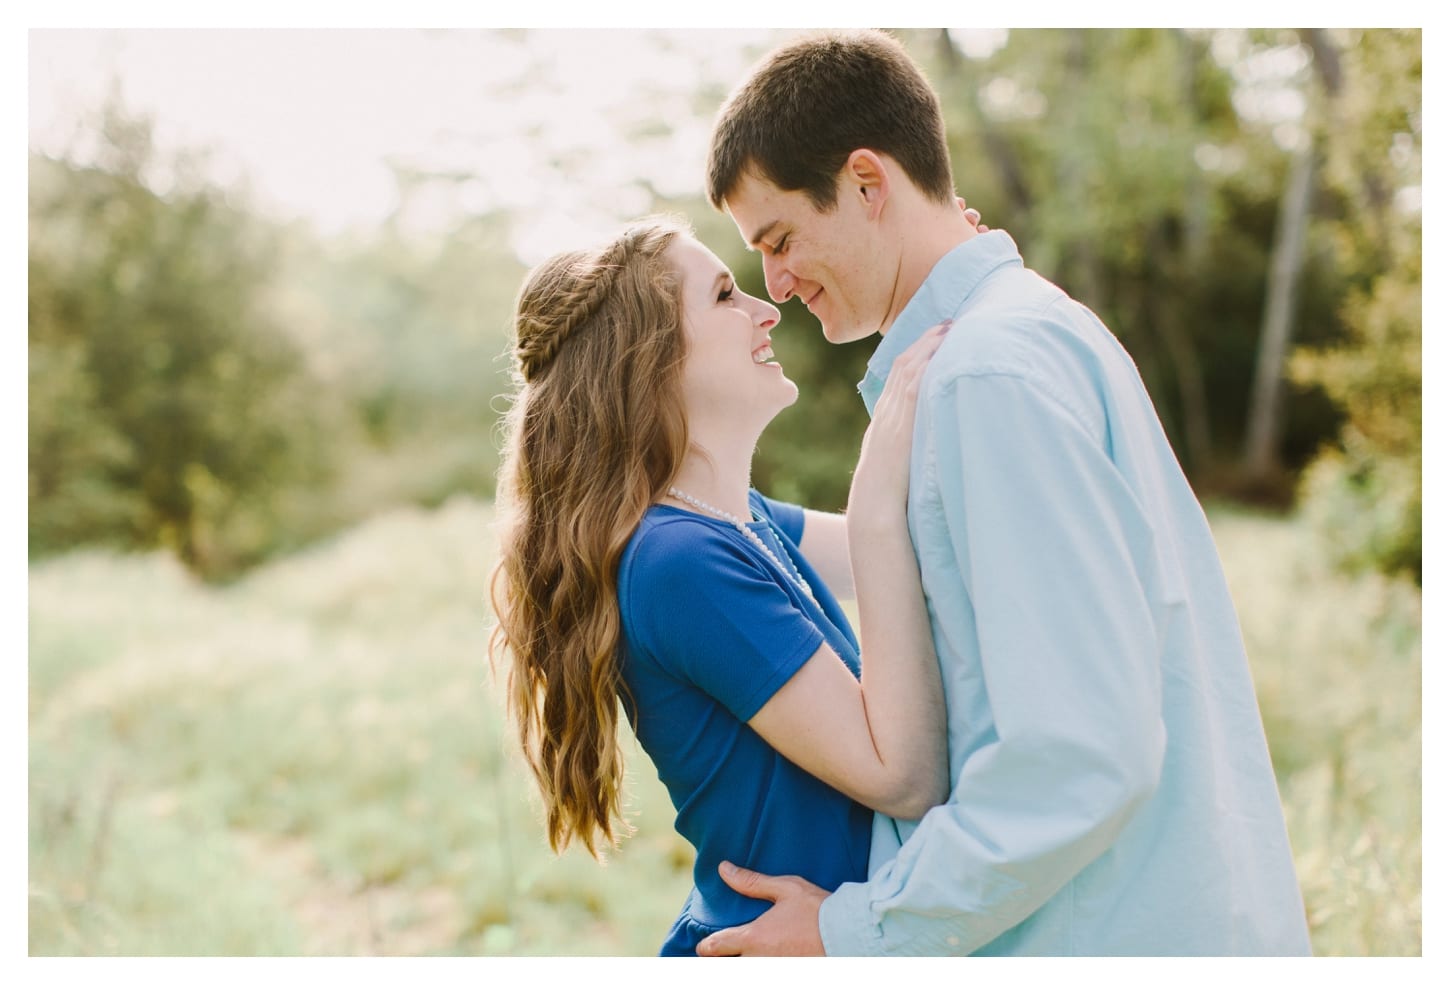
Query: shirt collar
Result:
<box><xmin>857</xmin><ymin>229</ymin><xmax>1023</xmax><ymax>416</ymax></box>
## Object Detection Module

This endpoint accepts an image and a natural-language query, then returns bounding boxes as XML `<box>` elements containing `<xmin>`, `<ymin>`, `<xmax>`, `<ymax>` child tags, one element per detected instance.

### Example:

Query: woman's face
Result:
<box><xmin>669</xmin><ymin>235</ymin><xmax>795</xmax><ymax>435</ymax></box>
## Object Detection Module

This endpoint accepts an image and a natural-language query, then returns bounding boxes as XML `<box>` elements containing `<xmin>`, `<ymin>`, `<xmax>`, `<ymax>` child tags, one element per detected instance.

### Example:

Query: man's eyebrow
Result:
<box><xmin>749</xmin><ymin>220</ymin><xmax>782</xmax><ymax>250</ymax></box>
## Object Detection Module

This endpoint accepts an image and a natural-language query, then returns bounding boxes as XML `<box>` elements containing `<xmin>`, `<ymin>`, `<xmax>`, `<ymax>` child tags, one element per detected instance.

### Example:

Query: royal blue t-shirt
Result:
<box><xmin>617</xmin><ymin>490</ymin><xmax>871</xmax><ymax>956</ymax></box>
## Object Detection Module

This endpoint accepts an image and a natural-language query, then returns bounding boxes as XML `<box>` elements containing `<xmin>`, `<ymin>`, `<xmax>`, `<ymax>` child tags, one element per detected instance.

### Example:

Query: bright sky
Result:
<box><xmin>26</xmin><ymin>28</ymin><xmax>800</xmax><ymax>262</ymax></box>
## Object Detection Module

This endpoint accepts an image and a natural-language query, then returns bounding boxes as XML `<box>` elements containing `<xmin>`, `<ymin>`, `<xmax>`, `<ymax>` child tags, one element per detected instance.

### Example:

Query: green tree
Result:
<box><xmin>1290</xmin><ymin>29</ymin><xmax>1421</xmax><ymax>582</ymax></box>
<box><xmin>29</xmin><ymin>102</ymin><xmax>330</xmax><ymax>577</ymax></box>
<box><xmin>905</xmin><ymin>28</ymin><xmax>1348</xmax><ymax>491</ymax></box>
<box><xmin>263</xmin><ymin>202</ymin><xmax>527</xmax><ymax>519</ymax></box>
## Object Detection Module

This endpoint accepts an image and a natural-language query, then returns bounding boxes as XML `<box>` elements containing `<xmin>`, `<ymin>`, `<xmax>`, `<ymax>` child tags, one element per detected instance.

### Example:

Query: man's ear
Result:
<box><xmin>844</xmin><ymin>149</ymin><xmax>890</xmax><ymax>220</ymax></box>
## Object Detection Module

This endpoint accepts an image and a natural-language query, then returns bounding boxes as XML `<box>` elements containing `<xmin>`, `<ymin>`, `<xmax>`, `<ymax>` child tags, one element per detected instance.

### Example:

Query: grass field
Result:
<box><xmin>27</xmin><ymin>496</ymin><xmax>1421</xmax><ymax>955</ymax></box>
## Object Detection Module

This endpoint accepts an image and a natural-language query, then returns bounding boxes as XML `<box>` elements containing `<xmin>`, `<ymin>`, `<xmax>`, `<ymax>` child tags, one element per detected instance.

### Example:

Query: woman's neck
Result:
<box><xmin>667</xmin><ymin>436</ymin><xmax>755</xmax><ymax>520</ymax></box>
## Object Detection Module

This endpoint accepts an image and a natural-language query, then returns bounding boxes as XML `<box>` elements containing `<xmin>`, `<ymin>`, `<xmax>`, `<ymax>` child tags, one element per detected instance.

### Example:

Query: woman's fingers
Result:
<box><xmin>852</xmin><ymin>319</ymin><xmax>952</xmax><ymax>510</ymax></box>
<box><xmin>871</xmin><ymin>320</ymin><xmax>951</xmax><ymax>437</ymax></box>
<box><xmin>887</xmin><ymin>320</ymin><xmax>951</xmax><ymax>388</ymax></box>
<box><xmin>956</xmin><ymin>197</ymin><xmax>990</xmax><ymax>232</ymax></box>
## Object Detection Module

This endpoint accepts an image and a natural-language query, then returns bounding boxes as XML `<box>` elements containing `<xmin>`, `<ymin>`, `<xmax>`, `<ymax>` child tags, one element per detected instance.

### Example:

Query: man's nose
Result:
<box><xmin>763</xmin><ymin>254</ymin><xmax>794</xmax><ymax>304</ymax></box>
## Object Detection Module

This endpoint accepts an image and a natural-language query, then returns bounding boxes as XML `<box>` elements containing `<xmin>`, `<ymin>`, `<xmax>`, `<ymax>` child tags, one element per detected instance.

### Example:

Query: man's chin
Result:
<box><xmin>820</xmin><ymin>318</ymin><xmax>878</xmax><ymax>346</ymax></box>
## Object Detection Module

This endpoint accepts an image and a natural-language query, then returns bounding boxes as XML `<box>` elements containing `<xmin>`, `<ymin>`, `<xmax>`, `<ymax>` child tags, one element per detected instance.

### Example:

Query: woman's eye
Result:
<box><xmin>717</xmin><ymin>286</ymin><xmax>735</xmax><ymax>303</ymax></box>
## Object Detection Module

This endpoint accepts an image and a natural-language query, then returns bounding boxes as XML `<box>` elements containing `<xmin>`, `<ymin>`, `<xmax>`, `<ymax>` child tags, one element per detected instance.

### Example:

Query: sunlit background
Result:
<box><xmin>27</xmin><ymin>27</ymin><xmax>1422</xmax><ymax>957</ymax></box>
<box><xmin>29</xmin><ymin>29</ymin><xmax>793</xmax><ymax>257</ymax></box>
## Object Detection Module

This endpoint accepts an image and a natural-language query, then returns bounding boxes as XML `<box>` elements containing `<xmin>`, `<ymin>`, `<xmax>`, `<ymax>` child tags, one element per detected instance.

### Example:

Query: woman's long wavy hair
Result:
<box><xmin>489</xmin><ymin>217</ymin><xmax>691</xmax><ymax>858</ymax></box>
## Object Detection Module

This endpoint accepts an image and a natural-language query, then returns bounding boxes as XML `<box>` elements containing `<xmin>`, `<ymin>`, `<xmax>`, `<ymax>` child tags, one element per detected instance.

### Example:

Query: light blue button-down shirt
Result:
<box><xmin>820</xmin><ymin>231</ymin><xmax>1311</xmax><ymax>955</ymax></box>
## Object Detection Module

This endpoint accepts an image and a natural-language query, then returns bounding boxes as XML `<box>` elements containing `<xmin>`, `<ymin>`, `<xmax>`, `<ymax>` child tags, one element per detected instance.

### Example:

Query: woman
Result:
<box><xmin>489</xmin><ymin>215</ymin><xmax>949</xmax><ymax>956</ymax></box>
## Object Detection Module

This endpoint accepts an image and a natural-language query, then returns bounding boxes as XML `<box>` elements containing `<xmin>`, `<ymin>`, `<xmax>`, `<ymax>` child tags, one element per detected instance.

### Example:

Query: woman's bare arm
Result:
<box><xmin>798</xmin><ymin>509</ymin><xmax>852</xmax><ymax>601</ymax></box>
<box><xmin>746</xmin><ymin>322</ymin><xmax>951</xmax><ymax>819</ymax></box>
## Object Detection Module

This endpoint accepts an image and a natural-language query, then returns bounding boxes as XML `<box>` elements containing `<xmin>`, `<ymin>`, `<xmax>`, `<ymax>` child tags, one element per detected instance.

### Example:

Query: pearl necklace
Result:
<box><xmin>666</xmin><ymin>486</ymin><xmax>819</xmax><ymax>607</ymax></box>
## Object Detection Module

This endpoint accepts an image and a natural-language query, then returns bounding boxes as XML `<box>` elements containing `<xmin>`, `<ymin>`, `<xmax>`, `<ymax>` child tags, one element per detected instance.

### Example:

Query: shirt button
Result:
<box><xmin>946</xmin><ymin>936</ymin><xmax>960</xmax><ymax>948</ymax></box>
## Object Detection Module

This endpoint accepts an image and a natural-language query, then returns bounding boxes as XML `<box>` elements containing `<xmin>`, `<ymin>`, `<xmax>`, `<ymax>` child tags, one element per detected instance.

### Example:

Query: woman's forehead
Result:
<box><xmin>670</xmin><ymin>235</ymin><xmax>728</xmax><ymax>282</ymax></box>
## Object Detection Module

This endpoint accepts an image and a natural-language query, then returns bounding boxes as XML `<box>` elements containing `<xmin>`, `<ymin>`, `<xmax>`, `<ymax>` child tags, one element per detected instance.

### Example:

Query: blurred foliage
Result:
<box><xmin>29</xmin><ymin>105</ymin><xmax>525</xmax><ymax>580</ymax></box>
<box><xmin>27</xmin><ymin>28</ymin><xmax>1420</xmax><ymax>583</ymax></box>
<box><xmin>28</xmin><ymin>103</ymin><xmax>333</xmax><ymax>578</ymax></box>
<box><xmin>1217</xmin><ymin>504</ymin><xmax>1420</xmax><ymax>954</ymax></box>
<box><xmin>1289</xmin><ymin>29</ymin><xmax>1421</xmax><ymax>583</ymax></box>
<box><xmin>257</xmin><ymin>206</ymin><xmax>524</xmax><ymax>542</ymax></box>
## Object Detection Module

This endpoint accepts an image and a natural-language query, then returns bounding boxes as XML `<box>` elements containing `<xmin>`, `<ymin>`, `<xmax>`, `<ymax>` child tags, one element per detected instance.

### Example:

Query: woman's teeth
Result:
<box><xmin>753</xmin><ymin>346</ymin><xmax>776</xmax><ymax>365</ymax></box>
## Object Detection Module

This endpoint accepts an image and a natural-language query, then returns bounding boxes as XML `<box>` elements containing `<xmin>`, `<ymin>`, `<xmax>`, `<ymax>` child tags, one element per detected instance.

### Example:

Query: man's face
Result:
<box><xmin>723</xmin><ymin>170</ymin><xmax>892</xmax><ymax>345</ymax></box>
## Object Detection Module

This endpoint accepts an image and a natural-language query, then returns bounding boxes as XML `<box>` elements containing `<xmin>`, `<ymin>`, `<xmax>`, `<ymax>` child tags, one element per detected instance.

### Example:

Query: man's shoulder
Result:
<box><xmin>936</xmin><ymin>259</ymin><xmax>1115</xmax><ymax>371</ymax></box>
<box><xmin>929</xmin><ymin>287</ymin><xmax>1058</xmax><ymax>382</ymax></box>
<box><xmin>922</xmin><ymin>277</ymin><xmax>1118</xmax><ymax>440</ymax></box>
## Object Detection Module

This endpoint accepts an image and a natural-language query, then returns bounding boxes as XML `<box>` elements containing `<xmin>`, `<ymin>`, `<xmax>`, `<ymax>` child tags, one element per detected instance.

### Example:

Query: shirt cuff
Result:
<box><xmin>818</xmin><ymin>880</ymin><xmax>886</xmax><ymax>956</ymax></box>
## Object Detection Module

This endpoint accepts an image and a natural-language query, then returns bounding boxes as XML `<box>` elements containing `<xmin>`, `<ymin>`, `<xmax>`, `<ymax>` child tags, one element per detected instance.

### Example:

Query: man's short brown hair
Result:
<box><xmin>707</xmin><ymin>30</ymin><xmax>955</xmax><ymax>213</ymax></box>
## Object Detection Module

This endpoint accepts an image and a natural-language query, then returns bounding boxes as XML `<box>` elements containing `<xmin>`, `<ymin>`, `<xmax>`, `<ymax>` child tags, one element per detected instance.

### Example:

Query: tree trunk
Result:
<box><xmin>1241</xmin><ymin>30</ymin><xmax>1348</xmax><ymax>484</ymax></box>
<box><xmin>1243</xmin><ymin>137</ymin><xmax>1315</xmax><ymax>480</ymax></box>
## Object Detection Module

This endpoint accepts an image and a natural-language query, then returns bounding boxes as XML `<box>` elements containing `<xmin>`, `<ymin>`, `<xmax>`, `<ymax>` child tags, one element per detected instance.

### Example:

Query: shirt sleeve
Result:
<box><xmin>626</xmin><ymin>518</ymin><xmax>827</xmax><ymax>722</ymax></box>
<box><xmin>819</xmin><ymin>369</ymin><xmax>1168</xmax><ymax>955</ymax></box>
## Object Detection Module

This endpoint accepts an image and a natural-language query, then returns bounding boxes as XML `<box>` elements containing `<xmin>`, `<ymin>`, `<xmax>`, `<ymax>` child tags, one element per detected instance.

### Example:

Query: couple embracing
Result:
<box><xmin>490</xmin><ymin>30</ymin><xmax>1311</xmax><ymax>958</ymax></box>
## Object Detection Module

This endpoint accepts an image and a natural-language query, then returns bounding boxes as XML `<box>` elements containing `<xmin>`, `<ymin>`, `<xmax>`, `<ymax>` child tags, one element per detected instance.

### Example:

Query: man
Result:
<box><xmin>696</xmin><ymin>30</ymin><xmax>1311</xmax><ymax>957</ymax></box>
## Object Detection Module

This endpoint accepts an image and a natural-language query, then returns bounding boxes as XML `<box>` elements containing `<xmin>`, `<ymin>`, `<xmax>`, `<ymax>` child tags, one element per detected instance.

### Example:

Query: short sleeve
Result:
<box><xmin>622</xmin><ymin>517</ymin><xmax>826</xmax><ymax>722</ymax></box>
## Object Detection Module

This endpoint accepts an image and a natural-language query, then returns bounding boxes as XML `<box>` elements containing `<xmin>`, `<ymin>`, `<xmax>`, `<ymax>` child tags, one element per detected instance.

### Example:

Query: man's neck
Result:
<box><xmin>880</xmin><ymin>203</ymin><xmax>980</xmax><ymax>336</ymax></box>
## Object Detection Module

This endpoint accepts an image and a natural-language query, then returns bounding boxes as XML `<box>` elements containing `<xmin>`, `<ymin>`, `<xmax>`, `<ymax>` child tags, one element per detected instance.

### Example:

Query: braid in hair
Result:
<box><xmin>515</xmin><ymin>232</ymin><xmax>645</xmax><ymax>382</ymax></box>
